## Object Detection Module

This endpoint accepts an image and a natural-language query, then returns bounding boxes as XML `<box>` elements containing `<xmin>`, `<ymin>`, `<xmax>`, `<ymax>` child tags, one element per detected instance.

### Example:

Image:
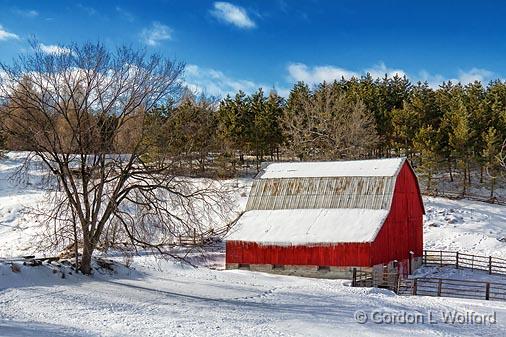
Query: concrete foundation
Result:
<box><xmin>226</xmin><ymin>263</ymin><xmax>372</xmax><ymax>279</ymax></box>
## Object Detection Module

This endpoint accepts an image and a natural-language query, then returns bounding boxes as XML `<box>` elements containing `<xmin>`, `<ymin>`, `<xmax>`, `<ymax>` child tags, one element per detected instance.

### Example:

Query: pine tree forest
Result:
<box><xmin>2</xmin><ymin>75</ymin><xmax>506</xmax><ymax>198</ymax></box>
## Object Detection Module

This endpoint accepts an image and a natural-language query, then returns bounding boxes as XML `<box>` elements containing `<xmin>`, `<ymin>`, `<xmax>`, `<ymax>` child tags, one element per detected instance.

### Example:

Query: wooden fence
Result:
<box><xmin>404</xmin><ymin>277</ymin><xmax>506</xmax><ymax>302</ymax></box>
<box><xmin>351</xmin><ymin>250</ymin><xmax>506</xmax><ymax>302</ymax></box>
<box><xmin>352</xmin><ymin>268</ymin><xmax>402</xmax><ymax>291</ymax></box>
<box><xmin>422</xmin><ymin>250</ymin><xmax>506</xmax><ymax>275</ymax></box>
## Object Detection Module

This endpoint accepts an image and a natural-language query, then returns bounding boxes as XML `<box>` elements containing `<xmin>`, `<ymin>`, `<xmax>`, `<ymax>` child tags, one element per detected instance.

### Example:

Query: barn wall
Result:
<box><xmin>226</xmin><ymin>241</ymin><xmax>372</xmax><ymax>267</ymax></box>
<box><xmin>370</xmin><ymin>163</ymin><xmax>424</xmax><ymax>265</ymax></box>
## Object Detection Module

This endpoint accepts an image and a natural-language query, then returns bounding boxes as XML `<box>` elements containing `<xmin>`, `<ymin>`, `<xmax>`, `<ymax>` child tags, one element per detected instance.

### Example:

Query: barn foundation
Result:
<box><xmin>226</xmin><ymin>263</ymin><xmax>373</xmax><ymax>279</ymax></box>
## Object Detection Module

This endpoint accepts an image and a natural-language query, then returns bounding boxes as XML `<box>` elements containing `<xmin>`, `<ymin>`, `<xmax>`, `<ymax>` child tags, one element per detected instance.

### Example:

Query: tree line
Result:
<box><xmin>137</xmin><ymin>75</ymin><xmax>506</xmax><ymax>196</ymax></box>
<box><xmin>2</xmin><ymin>69</ymin><xmax>506</xmax><ymax>195</ymax></box>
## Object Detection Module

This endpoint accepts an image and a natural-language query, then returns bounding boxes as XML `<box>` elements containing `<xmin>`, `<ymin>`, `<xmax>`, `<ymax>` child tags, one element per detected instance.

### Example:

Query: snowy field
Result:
<box><xmin>2</xmin><ymin>152</ymin><xmax>506</xmax><ymax>336</ymax></box>
<box><xmin>2</xmin><ymin>256</ymin><xmax>506</xmax><ymax>337</ymax></box>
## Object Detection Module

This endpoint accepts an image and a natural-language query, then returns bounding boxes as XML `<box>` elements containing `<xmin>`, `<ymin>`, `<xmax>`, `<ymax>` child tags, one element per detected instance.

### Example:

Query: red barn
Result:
<box><xmin>226</xmin><ymin>158</ymin><xmax>424</xmax><ymax>277</ymax></box>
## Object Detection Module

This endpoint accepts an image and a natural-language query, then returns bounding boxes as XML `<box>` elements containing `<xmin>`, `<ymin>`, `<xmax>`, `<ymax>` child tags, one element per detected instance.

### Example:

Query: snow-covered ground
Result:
<box><xmin>2</xmin><ymin>152</ymin><xmax>506</xmax><ymax>336</ymax></box>
<box><xmin>424</xmin><ymin>197</ymin><xmax>506</xmax><ymax>259</ymax></box>
<box><xmin>1</xmin><ymin>257</ymin><xmax>506</xmax><ymax>337</ymax></box>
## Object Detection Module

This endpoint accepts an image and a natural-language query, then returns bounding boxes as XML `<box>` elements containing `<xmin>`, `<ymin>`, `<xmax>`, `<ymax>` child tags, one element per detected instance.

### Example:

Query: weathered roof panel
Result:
<box><xmin>245</xmin><ymin>176</ymin><xmax>396</xmax><ymax>211</ymax></box>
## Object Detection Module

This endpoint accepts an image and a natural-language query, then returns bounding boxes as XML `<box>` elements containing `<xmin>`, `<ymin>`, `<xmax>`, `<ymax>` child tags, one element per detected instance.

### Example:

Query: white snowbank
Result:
<box><xmin>424</xmin><ymin>197</ymin><xmax>506</xmax><ymax>259</ymax></box>
<box><xmin>1</xmin><ymin>257</ymin><xmax>506</xmax><ymax>337</ymax></box>
<box><xmin>226</xmin><ymin>208</ymin><xmax>389</xmax><ymax>244</ymax></box>
<box><xmin>259</xmin><ymin>157</ymin><xmax>405</xmax><ymax>179</ymax></box>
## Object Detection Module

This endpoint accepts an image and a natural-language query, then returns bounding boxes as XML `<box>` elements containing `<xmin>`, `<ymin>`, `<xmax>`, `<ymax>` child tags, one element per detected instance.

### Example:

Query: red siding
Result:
<box><xmin>226</xmin><ymin>241</ymin><xmax>372</xmax><ymax>266</ymax></box>
<box><xmin>370</xmin><ymin>163</ymin><xmax>423</xmax><ymax>265</ymax></box>
<box><xmin>226</xmin><ymin>161</ymin><xmax>424</xmax><ymax>267</ymax></box>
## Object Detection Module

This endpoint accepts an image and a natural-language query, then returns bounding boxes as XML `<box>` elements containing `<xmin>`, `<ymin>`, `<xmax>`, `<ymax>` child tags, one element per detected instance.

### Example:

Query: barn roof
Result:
<box><xmin>258</xmin><ymin>158</ymin><xmax>405</xmax><ymax>179</ymax></box>
<box><xmin>227</xmin><ymin>208</ymin><xmax>389</xmax><ymax>244</ymax></box>
<box><xmin>228</xmin><ymin>157</ymin><xmax>419</xmax><ymax>245</ymax></box>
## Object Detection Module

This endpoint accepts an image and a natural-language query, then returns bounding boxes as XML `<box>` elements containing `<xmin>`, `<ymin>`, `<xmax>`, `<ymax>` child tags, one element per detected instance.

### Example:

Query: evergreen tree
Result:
<box><xmin>482</xmin><ymin>127</ymin><xmax>501</xmax><ymax>197</ymax></box>
<box><xmin>390</xmin><ymin>106</ymin><xmax>419</xmax><ymax>157</ymax></box>
<box><xmin>464</xmin><ymin>81</ymin><xmax>487</xmax><ymax>182</ymax></box>
<box><xmin>413</xmin><ymin>125</ymin><xmax>440</xmax><ymax>193</ymax></box>
<box><xmin>448</xmin><ymin>93</ymin><xmax>473</xmax><ymax>195</ymax></box>
<box><xmin>216</xmin><ymin>91</ymin><xmax>250</xmax><ymax>166</ymax></box>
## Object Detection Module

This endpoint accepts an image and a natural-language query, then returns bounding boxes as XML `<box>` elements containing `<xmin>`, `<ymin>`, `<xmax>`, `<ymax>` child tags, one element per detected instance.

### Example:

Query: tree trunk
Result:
<box><xmin>72</xmin><ymin>212</ymin><xmax>79</xmax><ymax>272</ymax></box>
<box><xmin>480</xmin><ymin>166</ymin><xmax>484</xmax><ymax>184</ymax></box>
<box><xmin>448</xmin><ymin>158</ymin><xmax>453</xmax><ymax>182</ymax></box>
<box><xmin>467</xmin><ymin>160</ymin><xmax>471</xmax><ymax>185</ymax></box>
<box><xmin>80</xmin><ymin>244</ymin><xmax>93</xmax><ymax>275</ymax></box>
<box><xmin>462</xmin><ymin>161</ymin><xmax>467</xmax><ymax>196</ymax></box>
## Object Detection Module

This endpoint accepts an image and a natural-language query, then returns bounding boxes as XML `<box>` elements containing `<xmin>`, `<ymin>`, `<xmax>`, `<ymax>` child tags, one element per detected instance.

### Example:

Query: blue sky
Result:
<box><xmin>0</xmin><ymin>0</ymin><xmax>504</xmax><ymax>96</ymax></box>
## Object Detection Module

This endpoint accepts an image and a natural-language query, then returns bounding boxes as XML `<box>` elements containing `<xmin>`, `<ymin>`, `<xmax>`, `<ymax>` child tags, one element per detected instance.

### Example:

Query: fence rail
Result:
<box><xmin>405</xmin><ymin>277</ymin><xmax>506</xmax><ymax>302</ymax></box>
<box><xmin>352</xmin><ymin>250</ymin><xmax>506</xmax><ymax>302</ymax></box>
<box><xmin>423</xmin><ymin>250</ymin><xmax>506</xmax><ymax>276</ymax></box>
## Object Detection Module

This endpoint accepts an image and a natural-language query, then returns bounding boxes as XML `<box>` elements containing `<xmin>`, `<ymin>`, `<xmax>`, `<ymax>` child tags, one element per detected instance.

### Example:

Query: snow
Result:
<box><xmin>0</xmin><ymin>152</ymin><xmax>252</xmax><ymax>258</ymax></box>
<box><xmin>226</xmin><ymin>208</ymin><xmax>389</xmax><ymax>244</ymax></box>
<box><xmin>2</xmin><ymin>152</ymin><xmax>506</xmax><ymax>336</ymax></box>
<box><xmin>0</xmin><ymin>153</ymin><xmax>50</xmax><ymax>257</ymax></box>
<box><xmin>423</xmin><ymin>197</ymin><xmax>506</xmax><ymax>259</ymax></box>
<box><xmin>414</xmin><ymin>265</ymin><xmax>506</xmax><ymax>283</ymax></box>
<box><xmin>259</xmin><ymin>157</ymin><xmax>405</xmax><ymax>179</ymax></box>
<box><xmin>2</xmin><ymin>257</ymin><xmax>506</xmax><ymax>337</ymax></box>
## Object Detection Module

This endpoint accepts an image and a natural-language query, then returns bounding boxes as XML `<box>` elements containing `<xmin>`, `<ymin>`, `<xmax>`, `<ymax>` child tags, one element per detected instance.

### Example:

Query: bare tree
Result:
<box><xmin>281</xmin><ymin>86</ymin><xmax>378</xmax><ymax>160</ymax></box>
<box><xmin>0</xmin><ymin>41</ymin><xmax>232</xmax><ymax>274</ymax></box>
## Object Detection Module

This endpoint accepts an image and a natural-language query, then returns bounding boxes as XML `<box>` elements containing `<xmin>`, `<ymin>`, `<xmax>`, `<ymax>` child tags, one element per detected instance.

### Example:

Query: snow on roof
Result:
<box><xmin>258</xmin><ymin>158</ymin><xmax>405</xmax><ymax>179</ymax></box>
<box><xmin>226</xmin><ymin>208</ymin><xmax>389</xmax><ymax>244</ymax></box>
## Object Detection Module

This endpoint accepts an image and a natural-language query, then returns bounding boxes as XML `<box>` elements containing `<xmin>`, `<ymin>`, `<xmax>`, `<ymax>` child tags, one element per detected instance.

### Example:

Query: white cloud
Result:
<box><xmin>184</xmin><ymin>64</ymin><xmax>280</xmax><ymax>97</ymax></box>
<box><xmin>38</xmin><ymin>43</ymin><xmax>72</xmax><ymax>55</ymax></box>
<box><xmin>287</xmin><ymin>63</ymin><xmax>358</xmax><ymax>85</ymax></box>
<box><xmin>141</xmin><ymin>22</ymin><xmax>172</xmax><ymax>46</ymax></box>
<box><xmin>210</xmin><ymin>2</ymin><xmax>256</xmax><ymax>29</ymax></box>
<box><xmin>0</xmin><ymin>25</ymin><xmax>19</xmax><ymax>41</ymax></box>
<box><xmin>458</xmin><ymin>68</ymin><xmax>495</xmax><ymax>84</ymax></box>
<box><xmin>76</xmin><ymin>4</ymin><xmax>97</xmax><ymax>16</ymax></box>
<box><xmin>287</xmin><ymin>62</ymin><xmax>498</xmax><ymax>88</ymax></box>
<box><xmin>415</xmin><ymin>70</ymin><xmax>448</xmax><ymax>88</ymax></box>
<box><xmin>116</xmin><ymin>6</ymin><xmax>134</xmax><ymax>22</ymax></box>
<box><xmin>365</xmin><ymin>62</ymin><xmax>407</xmax><ymax>79</ymax></box>
<box><xmin>287</xmin><ymin>62</ymin><xmax>409</xmax><ymax>85</ymax></box>
<box><xmin>416</xmin><ymin>68</ymin><xmax>497</xmax><ymax>88</ymax></box>
<box><xmin>14</xmin><ymin>9</ymin><xmax>39</xmax><ymax>17</ymax></box>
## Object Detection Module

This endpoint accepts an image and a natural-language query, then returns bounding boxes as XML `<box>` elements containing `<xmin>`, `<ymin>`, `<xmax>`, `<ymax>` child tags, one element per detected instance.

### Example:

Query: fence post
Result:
<box><xmin>352</xmin><ymin>268</ymin><xmax>357</xmax><ymax>287</ymax></box>
<box><xmin>485</xmin><ymin>282</ymin><xmax>490</xmax><ymax>300</ymax></box>
<box><xmin>489</xmin><ymin>256</ymin><xmax>492</xmax><ymax>274</ymax></box>
<box><xmin>424</xmin><ymin>250</ymin><xmax>427</xmax><ymax>265</ymax></box>
<box><xmin>440</xmin><ymin>251</ymin><xmax>443</xmax><ymax>266</ymax></box>
<box><xmin>409</xmin><ymin>251</ymin><xmax>414</xmax><ymax>275</ymax></box>
<box><xmin>412</xmin><ymin>279</ymin><xmax>417</xmax><ymax>295</ymax></box>
<box><xmin>437</xmin><ymin>279</ymin><xmax>442</xmax><ymax>297</ymax></box>
<box><xmin>455</xmin><ymin>252</ymin><xmax>459</xmax><ymax>269</ymax></box>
